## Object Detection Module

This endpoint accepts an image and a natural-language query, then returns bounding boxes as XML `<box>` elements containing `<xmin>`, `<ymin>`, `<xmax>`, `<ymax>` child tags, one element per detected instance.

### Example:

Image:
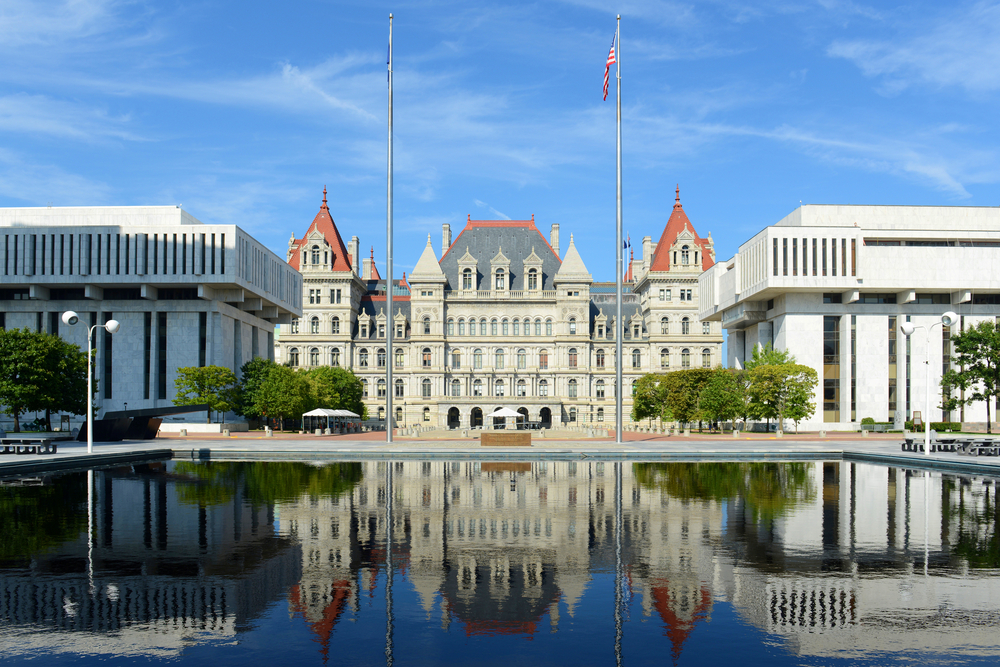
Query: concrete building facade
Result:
<box><xmin>278</xmin><ymin>187</ymin><xmax>723</xmax><ymax>428</ymax></box>
<box><xmin>0</xmin><ymin>206</ymin><xmax>302</xmax><ymax>427</ymax></box>
<box><xmin>699</xmin><ymin>204</ymin><xmax>1000</xmax><ymax>430</ymax></box>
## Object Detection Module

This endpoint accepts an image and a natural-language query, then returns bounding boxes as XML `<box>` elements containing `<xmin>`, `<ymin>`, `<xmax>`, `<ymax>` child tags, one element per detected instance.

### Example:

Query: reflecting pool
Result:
<box><xmin>2</xmin><ymin>460</ymin><xmax>1000</xmax><ymax>665</ymax></box>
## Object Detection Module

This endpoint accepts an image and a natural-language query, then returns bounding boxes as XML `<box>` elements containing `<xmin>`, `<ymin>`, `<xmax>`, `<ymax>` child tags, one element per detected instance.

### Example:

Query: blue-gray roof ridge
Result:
<box><xmin>439</xmin><ymin>220</ymin><xmax>561</xmax><ymax>290</ymax></box>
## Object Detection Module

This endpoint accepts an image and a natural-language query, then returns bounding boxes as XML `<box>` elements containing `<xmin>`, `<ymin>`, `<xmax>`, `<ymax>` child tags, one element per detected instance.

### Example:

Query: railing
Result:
<box><xmin>444</xmin><ymin>289</ymin><xmax>558</xmax><ymax>300</ymax></box>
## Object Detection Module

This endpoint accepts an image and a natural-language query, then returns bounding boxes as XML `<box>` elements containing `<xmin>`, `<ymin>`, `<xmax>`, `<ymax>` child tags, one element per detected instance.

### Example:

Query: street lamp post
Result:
<box><xmin>62</xmin><ymin>311</ymin><xmax>121</xmax><ymax>454</ymax></box>
<box><xmin>900</xmin><ymin>311</ymin><xmax>957</xmax><ymax>456</ymax></box>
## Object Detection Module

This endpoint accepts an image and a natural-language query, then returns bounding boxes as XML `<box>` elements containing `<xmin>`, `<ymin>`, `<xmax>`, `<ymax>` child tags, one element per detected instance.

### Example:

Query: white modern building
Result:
<box><xmin>699</xmin><ymin>204</ymin><xmax>1000</xmax><ymax>430</ymax></box>
<box><xmin>0</xmin><ymin>206</ymin><xmax>302</xmax><ymax>427</ymax></box>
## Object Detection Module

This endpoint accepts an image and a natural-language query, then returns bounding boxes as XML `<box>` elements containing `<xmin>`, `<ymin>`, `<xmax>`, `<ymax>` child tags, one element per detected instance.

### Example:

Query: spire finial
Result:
<box><xmin>468</xmin><ymin>214</ymin><xmax>471</xmax><ymax>222</ymax></box>
<box><xmin>675</xmin><ymin>184</ymin><xmax>680</xmax><ymax>205</ymax></box>
<box><xmin>323</xmin><ymin>185</ymin><xmax>328</xmax><ymax>207</ymax></box>
<box><xmin>370</xmin><ymin>246</ymin><xmax>374</xmax><ymax>260</ymax></box>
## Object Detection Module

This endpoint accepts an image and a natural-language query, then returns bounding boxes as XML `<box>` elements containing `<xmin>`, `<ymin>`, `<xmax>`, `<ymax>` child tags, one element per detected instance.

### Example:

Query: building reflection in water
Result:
<box><xmin>2</xmin><ymin>460</ymin><xmax>1000</xmax><ymax>663</ymax></box>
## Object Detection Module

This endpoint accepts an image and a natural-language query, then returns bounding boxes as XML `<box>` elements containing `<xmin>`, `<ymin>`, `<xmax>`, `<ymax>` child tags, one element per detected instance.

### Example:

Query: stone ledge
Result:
<box><xmin>481</xmin><ymin>432</ymin><xmax>531</xmax><ymax>447</ymax></box>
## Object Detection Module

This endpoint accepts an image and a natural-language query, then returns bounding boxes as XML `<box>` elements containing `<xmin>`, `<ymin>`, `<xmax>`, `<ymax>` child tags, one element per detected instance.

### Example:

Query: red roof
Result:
<box><xmin>648</xmin><ymin>186</ymin><xmax>715</xmax><ymax>273</ymax></box>
<box><xmin>288</xmin><ymin>186</ymin><xmax>354</xmax><ymax>272</ymax></box>
<box><xmin>650</xmin><ymin>579</ymin><xmax>712</xmax><ymax>664</ymax></box>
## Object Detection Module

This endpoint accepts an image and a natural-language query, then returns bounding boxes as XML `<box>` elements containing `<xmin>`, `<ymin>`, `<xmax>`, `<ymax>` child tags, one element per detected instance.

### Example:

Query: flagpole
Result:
<box><xmin>615</xmin><ymin>15</ymin><xmax>623</xmax><ymax>445</ymax></box>
<box><xmin>386</xmin><ymin>13</ymin><xmax>394</xmax><ymax>444</ymax></box>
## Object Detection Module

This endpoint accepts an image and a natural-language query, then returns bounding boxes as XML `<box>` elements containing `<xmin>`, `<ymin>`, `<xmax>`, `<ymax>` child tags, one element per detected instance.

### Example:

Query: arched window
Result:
<box><xmin>451</xmin><ymin>379</ymin><xmax>461</xmax><ymax>397</ymax></box>
<box><xmin>660</xmin><ymin>348</ymin><xmax>670</xmax><ymax>369</ymax></box>
<box><xmin>502</xmin><ymin>319</ymin><xmax>509</xmax><ymax>336</ymax></box>
<box><xmin>569</xmin><ymin>318</ymin><xmax>577</xmax><ymax>335</ymax></box>
<box><xmin>545</xmin><ymin>319</ymin><xmax>553</xmax><ymax>336</ymax></box>
<box><xmin>491</xmin><ymin>319</ymin><xmax>498</xmax><ymax>336</ymax></box>
<box><xmin>378</xmin><ymin>407</ymin><xmax>385</xmax><ymax>421</ymax></box>
<box><xmin>495</xmin><ymin>268</ymin><xmax>505</xmax><ymax>290</ymax></box>
<box><xmin>311</xmin><ymin>245</ymin><xmax>320</xmax><ymax>265</ymax></box>
<box><xmin>309</xmin><ymin>347</ymin><xmax>319</xmax><ymax>365</ymax></box>
<box><xmin>421</xmin><ymin>378</ymin><xmax>432</xmax><ymax>397</ymax></box>
<box><xmin>395</xmin><ymin>348</ymin><xmax>404</xmax><ymax>367</ymax></box>
<box><xmin>473</xmin><ymin>379</ymin><xmax>483</xmax><ymax>396</ymax></box>
<box><xmin>568</xmin><ymin>347</ymin><xmax>578</xmax><ymax>368</ymax></box>
<box><xmin>358</xmin><ymin>348</ymin><xmax>369</xmax><ymax>367</ymax></box>
<box><xmin>423</xmin><ymin>407</ymin><xmax>430</xmax><ymax>422</ymax></box>
<box><xmin>597</xmin><ymin>407</ymin><xmax>605</xmax><ymax>422</ymax></box>
<box><xmin>462</xmin><ymin>268</ymin><xmax>473</xmax><ymax>290</ymax></box>
<box><xmin>395</xmin><ymin>378</ymin><xmax>404</xmax><ymax>397</ymax></box>
<box><xmin>331</xmin><ymin>316</ymin><xmax>340</xmax><ymax>334</ymax></box>
<box><xmin>702</xmin><ymin>348</ymin><xmax>712</xmax><ymax>368</ymax></box>
<box><xmin>458</xmin><ymin>319</ymin><xmax>466</xmax><ymax>335</ymax></box>
<box><xmin>395</xmin><ymin>407</ymin><xmax>402</xmax><ymax>423</ymax></box>
<box><xmin>681</xmin><ymin>245</ymin><xmax>689</xmax><ymax>264</ymax></box>
<box><xmin>539</xmin><ymin>349</ymin><xmax>549</xmax><ymax>370</ymax></box>
<box><xmin>361</xmin><ymin>378</ymin><xmax>368</xmax><ymax>398</ymax></box>
<box><xmin>447</xmin><ymin>318</ymin><xmax>454</xmax><ymax>335</ymax></box>
<box><xmin>517</xmin><ymin>379</ymin><xmax>527</xmax><ymax>396</ymax></box>
<box><xmin>377</xmin><ymin>348</ymin><xmax>386</xmax><ymax>367</ymax></box>
<box><xmin>330</xmin><ymin>348</ymin><xmax>340</xmax><ymax>366</ymax></box>
<box><xmin>568</xmin><ymin>379</ymin><xmax>578</xmax><ymax>398</ymax></box>
<box><xmin>494</xmin><ymin>379</ymin><xmax>505</xmax><ymax>396</ymax></box>
<box><xmin>474</xmin><ymin>348</ymin><xmax>483</xmax><ymax>369</ymax></box>
<box><xmin>528</xmin><ymin>268</ymin><xmax>538</xmax><ymax>290</ymax></box>
<box><xmin>480</xmin><ymin>319</ymin><xmax>488</xmax><ymax>336</ymax></box>
<box><xmin>513</xmin><ymin>319</ymin><xmax>520</xmax><ymax>336</ymax></box>
<box><xmin>494</xmin><ymin>348</ymin><xmax>504</xmax><ymax>369</ymax></box>
<box><xmin>660</xmin><ymin>317</ymin><xmax>669</xmax><ymax>335</ymax></box>
<box><xmin>534</xmin><ymin>319</ymin><xmax>542</xmax><ymax>336</ymax></box>
<box><xmin>596</xmin><ymin>349</ymin><xmax>605</xmax><ymax>368</ymax></box>
<box><xmin>596</xmin><ymin>379</ymin><xmax>605</xmax><ymax>399</ymax></box>
<box><xmin>682</xmin><ymin>317</ymin><xmax>690</xmax><ymax>335</ymax></box>
<box><xmin>539</xmin><ymin>379</ymin><xmax>548</xmax><ymax>397</ymax></box>
<box><xmin>517</xmin><ymin>348</ymin><xmax>526</xmax><ymax>369</ymax></box>
<box><xmin>291</xmin><ymin>318</ymin><xmax>299</xmax><ymax>334</ymax></box>
<box><xmin>632</xmin><ymin>349</ymin><xmax>641</xmax><ymax>368</ymax></box>
<box><xmin>288</xmin><ymin>347</ymin><xmax>299</xmax><ymax>366</ymax></box>
<box><xmin>422</xmin><ymin>347</ymin><xmax>432</xmax><ymax>367</ymax></box>
<box><xmin>631</xmin><ymin>379</ymin><xmax>637</xmax><ymax>396</ymax></box>
<box><xmin>524</xmin><ymin>317</ymin><xmax>531</xmax><ymax>336</ymax></box>
<box><xmin>309</xmin><ymin>317</ymin><xmax>319</xmax><ymax>334</ymax></box>
<box><xmin>682</xmin><ymin>348</ymin><xmax>691</xmax><ymax>368</ymax></box>
<box><xmin>423</xmin><ymin>317</ymin><xmax>431</xmax><ymax>335</ymax></box>
<box><xmin>569</xmin><ymin>407</ymin><xmax>577</xmax><ymax>423</ymax></box>
<box><xmin>377</xmin><ymin>379</ymin><xmax>386</xmax><ymax>398</ymax></box>
<box><xmin>451</xmin><ymin>349</ymin><xmax>461</xmax><ymax>369</ymax></box>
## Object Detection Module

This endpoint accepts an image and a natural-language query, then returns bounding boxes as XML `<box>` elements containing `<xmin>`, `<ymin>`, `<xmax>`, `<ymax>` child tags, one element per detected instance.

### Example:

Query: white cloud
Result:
<box><xmin>0</xmin><ymin>148</ymin><xmax>113</xmax><ymax>204</ymax></box>
<box><xmin>0</xmin><ymin>93</ymin><xmax>142</xmax><ymax>142</ymax></box>
<box><xmin>473</xmin><ymin>199</ymin><xmax>511</xmax><ymax>219</ymax></box>
<box><xmin>828</xmin><ymin>2</ymin><xmax>1000</xmax><ymax>93</ymax></box>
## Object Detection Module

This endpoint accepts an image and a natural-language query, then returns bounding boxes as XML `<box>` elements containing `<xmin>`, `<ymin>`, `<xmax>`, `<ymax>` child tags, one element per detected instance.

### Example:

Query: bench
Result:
<box><xmin>0</xmin><ymin>439</ymin><xmax>58</xmax><ymax>455</ymax></box>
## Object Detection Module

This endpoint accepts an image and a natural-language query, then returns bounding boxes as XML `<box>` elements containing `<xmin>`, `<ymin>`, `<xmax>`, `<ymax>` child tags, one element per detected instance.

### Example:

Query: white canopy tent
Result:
<box><xmin>302</xmin><ymin>408</ymin><xmax>361</xmax><ymax>433</ymax></box>
<box><xmin>487</xmin><ymin>407</ymin><xmax>526</xmax><ymax>430</ymax></box>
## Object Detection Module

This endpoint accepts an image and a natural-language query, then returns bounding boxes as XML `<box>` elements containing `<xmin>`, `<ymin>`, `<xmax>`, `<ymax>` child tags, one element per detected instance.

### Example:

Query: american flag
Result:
<box><xmin>603</xmin><ymin>33</ymin><xmax>616</xmax><ymax>101</ymax></box>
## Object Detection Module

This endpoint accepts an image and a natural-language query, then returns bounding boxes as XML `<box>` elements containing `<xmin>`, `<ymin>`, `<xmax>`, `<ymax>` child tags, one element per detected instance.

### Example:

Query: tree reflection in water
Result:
<box><xmin>172</xmin><ymin>461</ymin><xmax>363</xmax><ymax>507</ymax></box>
<box><xmin>0</xmin><ymin>473</ymin><xmax>88</xmax><ymax>565</ymax></box>
<box><xmin>633</xmin><ymin>462</ymin><xmax>815</xmax><ymax>521</ymax></box>
<box><xmin>946</xmin><ymin>477</ymin><xmax>1000</xmax><ymax>568</ymax></box>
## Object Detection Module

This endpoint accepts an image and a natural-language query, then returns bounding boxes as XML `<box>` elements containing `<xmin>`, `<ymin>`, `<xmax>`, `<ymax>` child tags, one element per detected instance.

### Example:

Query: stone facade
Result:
<box><xmin>699</xmin><ymin>204</ymin><xmax>1000</xmax><ymax>430</ymax></box>
<box><xmin>277</xmin><ymin>188</ymin><xmax>722</xmax><ymax>427</ymax></box>
<box><xmin>0</xmin><ymin>206</ymin><xmax>302</xmax><ymax>427</ymax></box>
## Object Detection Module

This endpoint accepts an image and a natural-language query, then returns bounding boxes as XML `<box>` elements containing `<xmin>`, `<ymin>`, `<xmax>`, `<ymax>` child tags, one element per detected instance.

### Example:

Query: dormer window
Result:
<box><xmin>681</xmin><ymin>245</ymin><xmax>690</xmax><ymax>264</ymax></box>
<box><xmin>495</xmin><ymin>268</ymin><xmax>506</xmax><ymax>290</ymax></box>
<box><xmin>527</xmin><ymin>268</ymin><xmax>538</xmax><ymax>290</ymax></box>
<box><xmin>462</xmin><ymin>268</ymin><xmax>473</xmax><ymax>290</ymax></box>
<box><xmin>360</xmin><ymin>324</ymin><xmax>368</xmax><ymax>338</ymax></box>
<box><xmin>312</xmin><ymin>245</ymin><xmax>320</xmax><ymax>265</ymax></box>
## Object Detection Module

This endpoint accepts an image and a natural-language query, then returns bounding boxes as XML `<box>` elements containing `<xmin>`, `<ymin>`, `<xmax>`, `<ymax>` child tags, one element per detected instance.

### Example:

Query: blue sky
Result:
<box><xmin>2</xmin><ymin>0</ymin><xmax>999</xmax><ymax>280</ymax></box>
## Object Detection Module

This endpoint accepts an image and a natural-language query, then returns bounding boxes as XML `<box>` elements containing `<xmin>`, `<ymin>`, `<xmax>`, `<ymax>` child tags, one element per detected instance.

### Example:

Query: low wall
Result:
<box><xmin>481</xmin><ymin>432</ymin><xmax>531</xmax><ymax>447</ymax></box>
<box><xmin>158</xmin><ymin>422</ymin><xmax>249</xmax><ymax>433</ymax></box>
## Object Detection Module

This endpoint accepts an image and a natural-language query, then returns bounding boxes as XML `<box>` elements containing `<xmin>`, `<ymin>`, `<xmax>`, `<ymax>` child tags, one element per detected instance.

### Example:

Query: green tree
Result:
<box><xmin>255</xmin><ymin>364</ymin><xmax>311</xmax><ymax>429</ymax></box>
<box><xmin>304</xmin><ymin>366</ymin><xmax>365</xmax><ymax>416</ymax></box>
<box><xmin>235</xmin><ymin>357</ymin><xmax>276</xmax><ymax>420</ymax></box>
<box><xmin>631</xmin><ymin>373</ymin><xmax>669</xmax><ymax>422</ymax></box>
<box><xmin>941</xmin><ymin>320</ymin><xmax>1000</xmax><ymax>434</ymax></box>
<box><xmin>36</xmin><ymin>334</ymin><xmax>89</xmax><ymax>430</ymax></box>
<box><xmin>744</xmin><ymin>342</ymin><xmax>796</xmax><ymax>370</ymax></box>
<box><xmin>663</xmin><ymin>368</ymin><xmax>714</xmax><ymax>426</ymax></box>
<box><xmin>698</xmin><ymin>368</ymin><xmax>747</xmax><ymax>428</ymax></box>
<box><xmin>173</xmin><ymin>365</ymin><xmax>239</xmax><ymax>423</ymax></box>
<box><xmin>0</xmin><ymin>329</ymin><xmax>88</xmax><ymax>432</ymax></box>
<box><xmin>748</xmin><ymin>364</ymin><xmax>818</xmax><ymax>433</ymax></box>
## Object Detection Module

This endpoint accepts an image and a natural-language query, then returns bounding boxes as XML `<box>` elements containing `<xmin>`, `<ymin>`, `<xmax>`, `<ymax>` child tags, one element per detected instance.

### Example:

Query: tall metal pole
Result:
<box><xmin>385</xmin><ymin>462</ymin><xmax>395</xmax><ymax>665</ymax></box>
<box><xmin>614</xmin><ymin>461</ymin><xmax>623</xmax><ymax>665</ymax></box>
<box><xmin>615</xmin><ymin>15</ymin><xmax>624</xmax><ymax>444</ymax></box>
<box><xmin>386</xmin><ymin>13</ymin><xmax>394</xmax><ymax>443</ymax></box>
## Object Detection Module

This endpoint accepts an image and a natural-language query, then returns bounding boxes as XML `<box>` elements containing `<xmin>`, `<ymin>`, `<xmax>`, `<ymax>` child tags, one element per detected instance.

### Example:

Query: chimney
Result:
<box><xmin>442</xmin><ymin>223</ymin><xmax>452</xmax><ymax>256</ymax></box>
<box><xmin>642</xmin><ymin>236</ymin><xmax>652</xmax><ymax>270</ymax></box>
<box><xmin>349</xmin><ymin>236</ymin><xmax>360</xmax><ymax>275</ymax></box>
<box><xmin>550</xmin><ymin>223</ymin><xmax>560</xmax><ymax>258</ymax></box>
<box><xmin>362</xmin><ymin>256</ymin><xmax>372</xmax><ymax>280</ymax></box>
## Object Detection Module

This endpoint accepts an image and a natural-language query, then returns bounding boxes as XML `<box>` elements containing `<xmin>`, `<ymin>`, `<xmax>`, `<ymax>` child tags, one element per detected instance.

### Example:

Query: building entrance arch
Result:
<box><xmin>517</xmin><ymin>407</ymin><xmax>529</xmax><ymax>428</ymax></box>
<box><xmin>539</xmin><ymin>407</ymin><xmax>552</xmax><ymax>429</ymax></box>
<box><xmin>447</xmin><ymin>407</ymin><xmax>461</xmax><ymax>429</ymax></box>
<box><xmin>470</xmin><ymin>407</ymin><xmax>483</xmax><ymax>428</ymax></box>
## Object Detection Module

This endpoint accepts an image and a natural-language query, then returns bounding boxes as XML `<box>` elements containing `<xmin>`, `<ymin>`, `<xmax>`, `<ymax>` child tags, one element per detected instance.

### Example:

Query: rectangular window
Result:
<box><xmin>831</xmin><ymin>239</ymin><xmax>837</xmax><ymax>277</ymax></box>
<box><xmin>812</xmin><ymin>238</ymin><xmax>817</xmax><ymax>276</ymax></box>
<box><xmin>96</xmin><ymin>234</ymin><xmax>102</xmax><ymax>275</ymax></box>
<box><xmin>143</xmin><ymin>312</ymin><xmax>152</xmax><ymax>400</ymax></box>
<box><xmin>102</xmin><ymin>311</ymin><xmax>113</xmax><ymax>400</ymax></box>
<box><xmin>782</xmin><ymin>238</ymin><xmax>788</xmax><ymax>276</ymax></box>
<box><xmin>199</xmin><ymin>312</ymin><xmax>207</xmax><ymax>367</ymax></box>
<box><xmin>124</xmin><ymin>234</ymin><xmax>129</xmax><ymax>275</ymax></box>
<box><xmin>40</xmin><ymin>234</ymin><xmax>46</xmax><ymax>275</ymax></box>
<box><xmin>200</xmin><ymin>233</ymin><xmax>206</xmax><ymax>274</ymax></box>
<box><xmin>792</xmin><ymin>238</ymin><xmax>798</xmax><ymax>276</ymax></box>
<box><xmin>851</xmin><ymin>314</ymin><xmax>856</xmax><ymax>422</ymax></box>
<box><xmin>851</xmin><ymin>238</ymin><xmax>856</xmax><ymax>277</ymax></box>
<box><xmin>888</xmin><ymin>316</ymin><xmax>897</xmax><ymax>421</ymax></box>
<box><xmin>211</xmin><ymin>234</ymin><xmax>216</xmax><ymax>274</ymax></box>
<box><xmin>221</xmin><ymin>234</ymin><xmax>225</xmax><ymax>274</ymax></box>
<box><xmin>823</xmin><ymin>315</ymin><xmax>840</xmax><ymax>423</ymax></box>
<box><xmin>822</xmin><ymin>239</ymin><xmax>827</xmax><ymax>276</ymax></box>
<box><xmin>773</xmin><ymin>238</ymin><xmax>778</xmax><ymax>276</ymax></box>
<box><xmin>158</xmin><ymin>313</ymin><xmax>168</xmax><ymax>400</ymax></box>
<box><xmin>842</xmin><ymin>238</ymin><xmax>847</xmax><ymax>277</ymax></box>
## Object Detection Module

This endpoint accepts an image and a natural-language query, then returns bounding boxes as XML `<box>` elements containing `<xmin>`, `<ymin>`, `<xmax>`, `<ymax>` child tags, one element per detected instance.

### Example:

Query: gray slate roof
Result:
<box><xmin>439</xmin><ymin>221</ymin><xmax>562</xmax><ymax>291</ymax></box>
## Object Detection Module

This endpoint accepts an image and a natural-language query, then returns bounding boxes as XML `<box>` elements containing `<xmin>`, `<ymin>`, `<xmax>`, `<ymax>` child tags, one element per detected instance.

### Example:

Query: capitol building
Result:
<box><xmin>276</xmin><ymin>187</ymin><xmax>723</xmax><ymax>428</ymax></box>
